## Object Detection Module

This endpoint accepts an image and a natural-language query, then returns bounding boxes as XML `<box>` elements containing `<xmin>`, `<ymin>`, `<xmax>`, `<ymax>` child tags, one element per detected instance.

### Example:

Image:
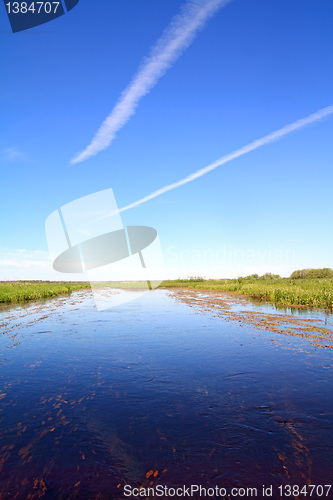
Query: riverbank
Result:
<box><xmin>0</xmin><ymin>281</ymin><xmax>90</xmax><ymax>304</ymax></box>
<box><xmin>2</xmin><ymin>274</ymin><xmax>333</xmax><ymax>310</ymax></box>
<box><xmin>160</xmin><ymin>277</ymin><xmax>333</xmax><ymax>310</ymax></box>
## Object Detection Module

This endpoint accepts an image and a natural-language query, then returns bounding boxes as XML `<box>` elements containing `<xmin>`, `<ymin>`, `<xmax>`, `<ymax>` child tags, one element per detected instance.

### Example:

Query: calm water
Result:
<box><xmin>0</xmin><ymin>289</ymin><xmax>332</xmax><ymax>499</ymax></box>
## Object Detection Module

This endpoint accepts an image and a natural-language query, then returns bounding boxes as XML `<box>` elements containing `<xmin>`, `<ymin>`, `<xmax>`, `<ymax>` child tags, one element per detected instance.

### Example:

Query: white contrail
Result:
<box><xmin>118</xmin><ymin>105</ymin><xmax>333</xmax><ymax>214</ymax></box>
<box><xmin>71</xmin><ymin>0</ymin><xmax>233</xmax><ymax>164</ymax></box>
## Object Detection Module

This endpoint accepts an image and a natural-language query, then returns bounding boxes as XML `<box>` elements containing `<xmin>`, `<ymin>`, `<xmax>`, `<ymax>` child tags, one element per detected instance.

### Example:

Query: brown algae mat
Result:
<box><xmin>168</xmin><ymin>288</ymin><xmax>333</xmax><ymax>350</ymax></box>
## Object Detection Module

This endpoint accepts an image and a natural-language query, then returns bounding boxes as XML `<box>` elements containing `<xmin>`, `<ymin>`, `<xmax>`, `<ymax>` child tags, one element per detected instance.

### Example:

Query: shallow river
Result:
<box><xmin>0</xmin><ymin>289</ymin><xmax>332</xmax><ymax>499</ymax></box>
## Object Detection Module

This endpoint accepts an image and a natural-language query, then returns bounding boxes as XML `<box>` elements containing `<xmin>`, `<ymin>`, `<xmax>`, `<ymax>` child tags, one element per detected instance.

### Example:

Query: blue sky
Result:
<box><xmin>1</xmin><ymin>0</ymin><xmax>332</xmax><ymax>280</ymax></box>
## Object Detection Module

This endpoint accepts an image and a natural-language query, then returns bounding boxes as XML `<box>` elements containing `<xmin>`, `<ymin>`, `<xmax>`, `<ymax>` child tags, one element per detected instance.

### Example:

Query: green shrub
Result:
<box><xmin>290</xmin><ymin>268</ymin><xmax>333</xmax><ymax>279</ymax></box>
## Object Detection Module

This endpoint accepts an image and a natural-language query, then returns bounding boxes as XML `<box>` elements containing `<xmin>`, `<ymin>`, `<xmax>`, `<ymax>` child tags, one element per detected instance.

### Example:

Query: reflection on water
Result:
<box><xmin>0</xmin><ymin>289</ymin><xmax>332</xmax><ymax>499</ymax></box>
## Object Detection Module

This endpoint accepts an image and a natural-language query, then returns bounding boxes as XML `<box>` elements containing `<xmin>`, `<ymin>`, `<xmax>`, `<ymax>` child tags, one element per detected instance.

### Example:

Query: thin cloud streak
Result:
<box><xmin>1</xmin><ymin>147</ymin><xmax>25</xmax><ymax>161</ymax></box>
<box><xmin>71</xmin><ymin>0</ymin><xmax>232</xmax><ymax>164</ymax></box>
<box><xmin>118</xmin><ymin>105</ymin><xmax>333</xmax><ymax>214</ymax></box>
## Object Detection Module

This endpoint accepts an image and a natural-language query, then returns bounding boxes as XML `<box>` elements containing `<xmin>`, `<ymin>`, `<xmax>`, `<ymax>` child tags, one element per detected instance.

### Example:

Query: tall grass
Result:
<box><xmin>2</xmin><ymin>273</ymin><xmax>333</xmax><ymax>310</ymax></box>
<box><xmin>160</xmin><ymin>277</ymin><xmax>333</xmax><ymax>309</ymax></box>
<box><xmin>0</xmin><ymin>281</ymin><xmax>90</xmax><ymax>304</ymax></box>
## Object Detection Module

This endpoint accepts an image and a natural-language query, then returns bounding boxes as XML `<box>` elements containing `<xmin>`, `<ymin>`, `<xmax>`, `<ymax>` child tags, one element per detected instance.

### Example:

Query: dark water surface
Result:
<box><xmin>0</xmin><ymin>289</ymin><xmax>332</xmax><ymax>499</ymax></box>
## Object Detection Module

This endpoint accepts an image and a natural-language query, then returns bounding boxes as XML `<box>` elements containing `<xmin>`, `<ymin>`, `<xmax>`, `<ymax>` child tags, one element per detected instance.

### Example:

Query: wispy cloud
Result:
<box><xmin>71</xmin><ymin>0</ymin><xmax>232</xmax><ymax>164</ymax></box>
<box><xmin>0</xmin><ymin>259</ymin><xmax>49</xmax><ymax>269</ymax></box>
<box><xmin>0</xmin><ymin>249</ymin><xmax>50</xmax><ymax>276</ymax></box>
<box><xmin>1</xmin><ymin>147</ymin><xmax>25</xmax><ymax>161</ymax></box>
<box><xmin>0</xmin><ymin>249</ymin><xmax>49</xmax><ymax>264</ymax></box>
<box><xmin>117</xmin><ymin>105</ymin><xmax>333</xmax><ymax>213</ymax></box>
<box><xmin>0</xmin><ymin>248</ymin><xmax>87</xmax><ymax>281</ymax></box>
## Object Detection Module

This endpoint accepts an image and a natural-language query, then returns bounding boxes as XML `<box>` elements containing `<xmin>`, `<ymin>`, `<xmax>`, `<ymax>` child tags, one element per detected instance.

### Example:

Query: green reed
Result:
<box><xmin>160</xmin><ymin>276</ymin><xmax>333</xmax><ymax>309</ymax></box>
<box><xmin>0</xmin><ymin>281</ymin><xmax>90</xmax><ymax>304</ymax></box>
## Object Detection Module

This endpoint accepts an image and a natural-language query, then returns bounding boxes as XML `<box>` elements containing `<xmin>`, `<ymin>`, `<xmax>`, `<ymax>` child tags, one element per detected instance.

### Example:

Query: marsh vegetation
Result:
<box><xmin>0</xmin><ymin>281</ymin><xmax>90</xmax><ymax>304</ymax></box>
<box><xmin>161</xmin><ymin>269</ymin><xmax>333</xmax><ymax>309</ymax></box>
<box><xmin>1</xmin><ymin>269</ymin><xmax>333</xmax><ymax>309</ymax></box>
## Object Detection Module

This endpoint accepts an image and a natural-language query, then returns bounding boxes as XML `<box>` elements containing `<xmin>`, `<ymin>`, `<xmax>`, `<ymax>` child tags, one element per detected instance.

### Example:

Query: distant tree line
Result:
<box><xmin>290</xmin><ymin>268</ymin><xmax>333</xmax><ymax>279</ymax></box>
<box><xmin>175</xmin><ymin>276</ymin><xmax>205</xmax><ymax>282</ymax></box>
<box><xmin>237</xmin><ymin>269</ymin><xmax>333</xmax><ymax>281</ymax></box>
<box><xmin>170</xmin><ymin>269</ymin><xmax>333</xmax><ymax>283</ymax></box>
<box><xmin>237</xmin><ymin>273</ymin><xmax>281</xmax><ymax>282</ymax></box>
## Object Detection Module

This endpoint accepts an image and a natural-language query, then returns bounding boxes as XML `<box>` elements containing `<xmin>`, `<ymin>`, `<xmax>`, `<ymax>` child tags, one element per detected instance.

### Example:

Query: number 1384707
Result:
<box><xmin>5</xmin><ymin>2</ymin><xmax>60</xmax><ymax>14</ymax></box>
<box><xmin>278</xmin><ymin>485</ymin><xmax>332</xmax><ymax>497</ymax></box>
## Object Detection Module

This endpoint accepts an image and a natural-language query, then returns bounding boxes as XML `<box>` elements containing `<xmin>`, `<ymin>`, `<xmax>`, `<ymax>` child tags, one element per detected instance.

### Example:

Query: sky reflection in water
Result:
<box><xmin>0</xmin><ymin>289</ymin><xmax>332</xmax><ymax>499</ymax></box>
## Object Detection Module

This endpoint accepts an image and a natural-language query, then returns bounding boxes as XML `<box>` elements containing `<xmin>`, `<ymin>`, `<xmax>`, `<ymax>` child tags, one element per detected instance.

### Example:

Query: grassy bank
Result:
<box><xmin>0</xmin><ymin>281</ymin><xmax>90</xmax><ymax>305</ymax></box>
<box><xmin>2</xmin><ymin>269</ymin><xmax>333</xmax><ymax>310</ymax></box>
<box><xmin>160</xmin><ymin>273</ymin><xmax>333</xmax><ymax>310</ymax></box>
